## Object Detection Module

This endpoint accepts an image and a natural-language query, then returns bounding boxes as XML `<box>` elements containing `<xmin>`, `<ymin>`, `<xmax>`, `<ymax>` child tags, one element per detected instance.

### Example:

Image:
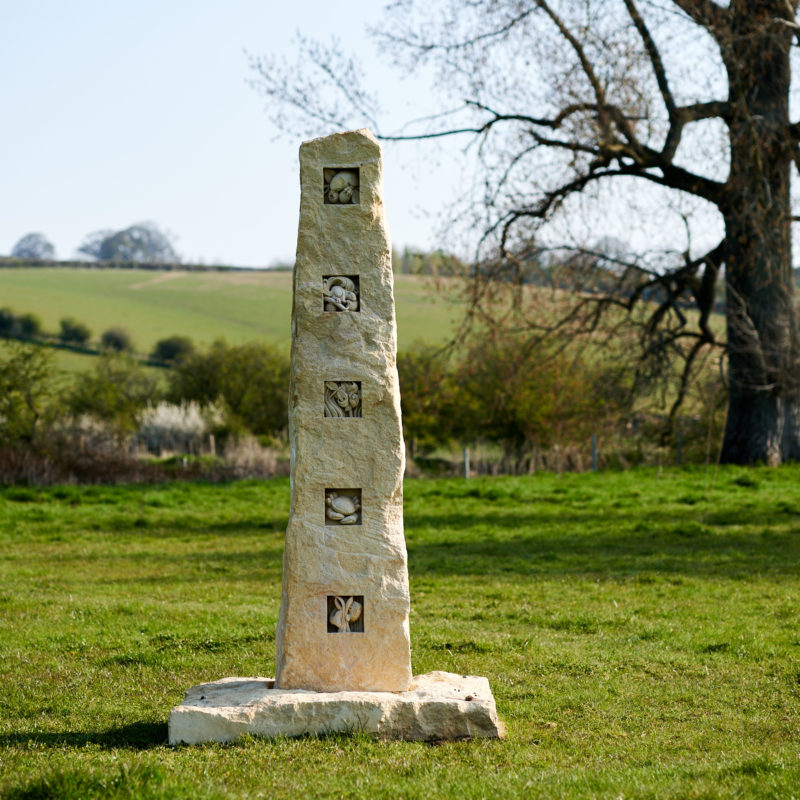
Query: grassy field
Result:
<box><xmin>0</xmin><ymin>340</ymin><xmax>102</xmax><ymax>377</ymax></box>
<box><xmin>0</xmin><ymin>268</ymin><xmax>458</xmax><ymax>353</ymax></box>
<box><xmin>1</xmin><ymin>467</ymin><xmax>799</xmax><ymax>798</ymax></box>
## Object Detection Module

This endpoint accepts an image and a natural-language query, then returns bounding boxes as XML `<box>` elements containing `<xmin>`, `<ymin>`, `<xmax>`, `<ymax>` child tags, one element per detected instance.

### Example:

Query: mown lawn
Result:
<box><xmin>1</xmin><ymin>467</ymin><xmax>799</xmax><ymax>799</ymax></box>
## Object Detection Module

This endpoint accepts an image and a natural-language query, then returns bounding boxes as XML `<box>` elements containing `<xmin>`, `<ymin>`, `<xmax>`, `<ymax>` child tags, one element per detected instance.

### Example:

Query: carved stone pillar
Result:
<box><xmin>168</xmin><ymin>131</ymin><xmax>501</xmax><ymax>744</ymax></box>
<box><xmin>274</xmin><ymin>129</ymin><xmax>412</xmax><ymax>692</ymax></box>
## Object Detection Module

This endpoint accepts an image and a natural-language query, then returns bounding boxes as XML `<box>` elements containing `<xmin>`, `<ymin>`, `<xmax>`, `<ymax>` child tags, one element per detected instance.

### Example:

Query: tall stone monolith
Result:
<box><xmin>274</xmin><ymin>129</ymin><xmax>412</xmax><ymax>692</ymax></box>
<box><xmin>168</xmin><ymin>130</ymin><xmax>502</xmax><ymax>744</ymax></box>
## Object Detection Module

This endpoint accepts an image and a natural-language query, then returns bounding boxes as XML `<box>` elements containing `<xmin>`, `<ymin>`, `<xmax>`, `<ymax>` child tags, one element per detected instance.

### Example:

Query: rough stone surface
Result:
<box><xmin>274</xmin><ymin>129</ymin><xmax>412</xmax><ymax>692</ymax></box>
<box><xmin>168</xmin><ymin>671</ymin><xmax>503</xmax><ymax>744</ymax></box>
<box><xmin>169</xmin><ymin>129</ymin><xmax>502</xmax><ymax>744</ymax></box>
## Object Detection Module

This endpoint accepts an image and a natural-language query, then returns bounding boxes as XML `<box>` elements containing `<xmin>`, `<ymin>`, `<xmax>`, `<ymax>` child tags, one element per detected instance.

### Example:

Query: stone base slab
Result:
<box><xmin>168</xmin><ymin>670</ymin><xmax>503</xmax><ymax>744</ymax></box>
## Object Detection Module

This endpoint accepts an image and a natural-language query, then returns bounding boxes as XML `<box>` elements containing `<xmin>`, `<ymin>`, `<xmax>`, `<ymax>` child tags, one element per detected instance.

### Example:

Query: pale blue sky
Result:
<box><xmin>0</xmin><ymin>1</ymin><xmax>457</xmax><ymax>266</ymax></box>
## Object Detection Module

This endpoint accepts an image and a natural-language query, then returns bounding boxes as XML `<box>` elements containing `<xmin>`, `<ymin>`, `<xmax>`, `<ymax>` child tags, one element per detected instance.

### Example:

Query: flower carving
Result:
<box><xmin>325</xmin><ymin>381</ymin><xmax>361</xmax><ymax>418</ymax></box>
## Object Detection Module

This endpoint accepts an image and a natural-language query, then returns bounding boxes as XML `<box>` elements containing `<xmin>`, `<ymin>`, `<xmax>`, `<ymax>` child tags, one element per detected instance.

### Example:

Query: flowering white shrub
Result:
<box><xmin>137</xmin><ymin>401</ymin><xmax>220</xmax><ymax>454</ymax></box>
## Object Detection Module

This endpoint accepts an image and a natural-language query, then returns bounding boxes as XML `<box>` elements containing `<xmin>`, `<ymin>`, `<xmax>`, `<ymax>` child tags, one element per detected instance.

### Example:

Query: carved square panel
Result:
<box><xmin>322</xmin><ymin>275</ymin><xmax>359</xmax><ymax>312</ymax></box>
<box><xmin>325</xmin><ymin>488</ymin><xmax>362</xmax><ymax>525</ymax></box>
<box><xmin>324</xmin><ymin>381</ymin><xmax>361</xmax><ymax>418</ymax></box>
<box><xmin>323</xmin><ymin>167</ymin><xmax>360</xmax><ymax>205</ymax></box>
<box><xmin>327</xmin><ymin>595</ymin><xmax>364</xmax><ymax>633</ymax></box>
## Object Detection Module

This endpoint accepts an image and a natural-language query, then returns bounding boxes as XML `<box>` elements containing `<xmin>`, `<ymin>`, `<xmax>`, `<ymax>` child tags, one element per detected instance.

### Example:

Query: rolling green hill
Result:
<box><xmin>0</xmin><ymin>268</ymin><xmax>459</xmax><ymax>355</ymax></box>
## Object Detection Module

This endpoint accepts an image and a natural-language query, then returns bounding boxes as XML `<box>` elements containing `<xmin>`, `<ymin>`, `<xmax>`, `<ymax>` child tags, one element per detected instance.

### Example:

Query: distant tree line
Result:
<box><xmin>0</xmin><ymin>305</ymin><xmax>193</xmax><ymax>365</ymax></box>
<box><xmin>7</xmin><ymin>222</ymin><xmax>179</xmax><ymax>265</ymax></box>
<box><xmin>0</xmin><ymin>340</ymin><xmax>289</xmax><ymax>449</ymax></box>
<box><xmin>0</xmin><ymin>235</ymin><xmax>732</xmax><ymax>477</ymax></box>
<box><xmin>0</xmin><ymin>322</ymin><xmax>725</xmax><ymax>483</ymax></box>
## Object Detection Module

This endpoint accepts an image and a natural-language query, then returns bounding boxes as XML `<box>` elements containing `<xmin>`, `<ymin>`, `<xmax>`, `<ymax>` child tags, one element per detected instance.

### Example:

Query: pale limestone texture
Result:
<box><xmin>274</xmin><ymin>129</ymin><xmax>412</xmax><ymax>692</ymax></box>
<box><xmin>168</xmin><ymin>671</ymin><xmax>503</xmax><ymax>744</ymax></box>
<box><xmin>168</xmin><ymin>129</ymin><xmax>502</xmax><ymax>745</ymax></box>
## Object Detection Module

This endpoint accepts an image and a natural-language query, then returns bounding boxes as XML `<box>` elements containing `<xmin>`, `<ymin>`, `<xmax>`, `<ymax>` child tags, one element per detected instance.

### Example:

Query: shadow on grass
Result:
<box><xmin>60</xmin><ymin>547</ymin><xmax>285</xmax><ymax>587</ymax></box>
<box><xmin>0</xmin><ymin>721</ymin><xmax>167</xmax><ymax>751</ymax></box>
<box><xmin>57</xmin><ymin>508</ymin><xmax>800</xmax><ymax>583</ymax></box>
<box><xmin>406</xmin><ymin>510</ymin><xmax>800</xmax><ymax>579</ymax></box>
<box><xmin>93</xmin><ymin>517</ymin><xmax>289</xmax><ymax>536</ymax></box>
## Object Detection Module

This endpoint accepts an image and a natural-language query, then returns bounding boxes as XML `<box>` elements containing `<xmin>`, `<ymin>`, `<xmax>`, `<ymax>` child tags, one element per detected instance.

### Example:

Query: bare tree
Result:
<box><xmin>251</xmin><ymin>1</ymin><xmax>800</xmax><ymax>465</ymax></box>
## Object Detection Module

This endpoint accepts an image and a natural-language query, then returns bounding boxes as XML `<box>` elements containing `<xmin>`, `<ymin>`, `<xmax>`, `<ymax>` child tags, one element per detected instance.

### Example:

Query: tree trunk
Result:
<box><xmin>782</xmin><ymin>400</ymin><xmax>800</xmax><ymax>461</ymax></box>
<box><xmin>721</xmin><ymin>2</ymin><xmax>799</xmax><ymax>465</ymax></box>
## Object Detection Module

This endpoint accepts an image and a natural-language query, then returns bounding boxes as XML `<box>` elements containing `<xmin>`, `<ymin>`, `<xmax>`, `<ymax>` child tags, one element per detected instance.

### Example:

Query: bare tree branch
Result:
<box><xmin>624</xmin><ymin>0</ymin><xmax>678</xmax><ymax>120</ymax></box>
<box><xmin>374</xmin><ymin>8</ymin><xmax>536</xmax><ymax>53</ymax></box>
<box><xmin>678</xmin><ymin>101</ymin><xmax>730</xmax><ymax>122</ymax></box>
<box><xmin>533</xmin><ymin>0</ymin><xmax>623</xmax><ymax>141</ymax></box>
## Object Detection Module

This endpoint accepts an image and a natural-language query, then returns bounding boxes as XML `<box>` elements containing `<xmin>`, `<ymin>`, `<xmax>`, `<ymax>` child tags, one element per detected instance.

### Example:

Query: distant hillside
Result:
<box><xmin>0</xmin><ymin>267</ymin><xmax>458</xmax><ymax>353</ymax></box>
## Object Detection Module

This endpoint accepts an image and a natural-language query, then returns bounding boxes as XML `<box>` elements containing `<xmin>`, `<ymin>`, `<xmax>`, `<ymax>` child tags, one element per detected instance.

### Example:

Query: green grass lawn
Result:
<box><xmin>1</xmin><ymin>467</ymin><xmax>799</xmax><ymax>798</ymax></box>
<box><xmin>0</xmin><ymin>268</ymin><xmax>457</xmax><ymax>353</ymax></box>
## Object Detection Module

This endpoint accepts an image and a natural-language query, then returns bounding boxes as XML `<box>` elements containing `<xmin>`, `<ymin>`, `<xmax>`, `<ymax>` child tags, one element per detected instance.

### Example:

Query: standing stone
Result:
<box><xmin>168</xmin><ymin>130</ymin><xmax>502</xmax><ymax>744</ymax></box>
<box><xmin>274</xmin><ymin>129</ymin><xmax>411</xmax><ymax>692</ymax></box>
